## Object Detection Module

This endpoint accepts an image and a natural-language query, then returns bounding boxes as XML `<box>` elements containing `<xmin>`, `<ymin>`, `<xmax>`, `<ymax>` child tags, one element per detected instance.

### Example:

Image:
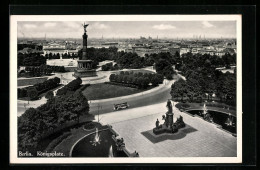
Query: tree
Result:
<box><xmin>141</xmin><ymin>77</ymin><xmax>150</xmax><ymax>88</ymax></box>
<box><xmin>156</xmin><ymin>74</ymin><xmax>164</xmax><ymax>84</ymax></box>
<box><xmin>127</xmin><ymin>75</ymin><xmax>134</xmax><ymax>84</ymax></box>
<box><xmin>155</xmin><ymin>59</ymin><xmax>174</xmax><ymax>79</ymax></box>
<box><xmin>45</xmin><ymin>91</ymin><xmax>54</xmax><ymax>100</ymax></box>
<box><xmin>136</xmin><ymin>77</ymin><xmax>143</xmax><ymax>88</ymax></box>
<box><xmin>109</xmin><ymin>74</ymin><xmax>116</xmax><ymax>82</ymax></box>
<box><xmin>27</xmin><ymin>88</ymin><xmax>38</xmax><ymax>101</ymax></box>
<box><xmin>151</xmin><ymin>75</ymin><xmax>160</xmax><ymax>86</ymax></box>
<box><xmin>123</xmin><ymin>75</ymin><xmax>128</xmax><ymax>83</ymax></box>
<box><xmin>118</xmin><ymin>74</ymin><xmax>124</xmax><ymax>83</ymax></box>
<box><xmin>53</xmin><ymin>77</ymin><xmax>60</xmax><ymax>84</ymax></box>
<box><xmin>102</xmin><ymin>65</ymin><xmax>109</xmax><ymax>71</ymax></box>
<box><xmin>56</xmin><ymin>87</ymin><xmax>68</xmax><ymax>96</ymax></box>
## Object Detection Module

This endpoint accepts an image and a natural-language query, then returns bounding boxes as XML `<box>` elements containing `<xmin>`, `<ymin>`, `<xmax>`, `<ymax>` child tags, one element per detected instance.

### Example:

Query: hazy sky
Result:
<box><xmin>17</xmin><ymin>21</ymin><xmax>236</xmax><ymax>39</ymax></box>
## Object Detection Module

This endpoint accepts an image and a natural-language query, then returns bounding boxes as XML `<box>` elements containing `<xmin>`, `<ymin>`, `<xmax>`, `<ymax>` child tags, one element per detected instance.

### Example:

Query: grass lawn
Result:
<box><xmin>18</xmin><ymin>77</ymin><xmax>48</xmax><ymax>86</ymax></box>
<box><xmin>82</xmin><ymin>83</ymin><xmax>153</xmax><ymax>100</ymax></box>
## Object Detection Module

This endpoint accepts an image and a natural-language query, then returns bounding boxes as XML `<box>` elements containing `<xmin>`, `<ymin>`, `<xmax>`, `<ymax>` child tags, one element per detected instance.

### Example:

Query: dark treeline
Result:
<box><xmin>18</xmin><ymin>44</ymin><xmax>42</xmax><ymax>51</ymax></box>
<box><xmin>101</xmin><ymin>62</ymin><xmax>119</xmax><ymax>71</ymax></box>
<box><xmin>18</xmin><ymin>79</ymin><xmax>89</xmax><ymax>154</ymax></box>
<box><xmin>109</xmin><ymin>71</ymin><xmax>164</xmax><ymax>89</ymax></box>
<box><xmin>18</xmin><ymin>77</ymin><xmax>60</xmax><ymax>99</ymax></box>
<box><xmin>171</xmin><ymin>52</ymin><xmax>236</xmax><ymax>106</ymax></box>
<box><xmin>23</xmin><ymin>65</ymin><xmax>66</xmax><ymax>77</ymax></box>
<box><xmin>175</xmin><ymin>52</ymin><xmax>236</xmax><ymax>71</ymax></box>
<box><xmin>18</xmin><ymin>53</ymin><xmax>46</xmax><ymax>67</ymax></box>
<box><xmin>78</xmin><ymin>47</ymin><xmax>178</xmax><ymax>79</ymax></box>
<box><xmin>44</xmin><ymin>53</ymin><xmax>77</xmax><ymax>60</ymax></box>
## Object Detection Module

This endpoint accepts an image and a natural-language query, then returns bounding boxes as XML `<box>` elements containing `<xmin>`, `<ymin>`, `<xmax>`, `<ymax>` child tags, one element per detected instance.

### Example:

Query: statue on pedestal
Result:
<box><xmin>156</xmin><ymin>119</ymin><xmax>160</xmax><ymax>129</ymax></box>
<box><xmin>165</xmin><ymin>100</ymin><xmax>174</xmax><ymax>128</ymax></box>
<box><xmin>153</xmin><ymin>100</ymin><xmax>185</xmax><ymax>135</ymax></box>
<box><xmin>82</xmin><ymin>23</ymin><xmax>89</xmax><ymax>33</ymax></box>
<box><xmin>166</xmin><ymin>99</ymin><xmax>173</xmax><ymax>113</ymax></box>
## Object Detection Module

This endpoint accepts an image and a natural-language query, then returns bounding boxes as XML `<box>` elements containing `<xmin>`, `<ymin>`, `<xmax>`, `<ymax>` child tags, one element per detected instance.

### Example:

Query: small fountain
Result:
<box><xmin>202</xmin><ymin>103</ymin><xmax>208</xmax><ymax>116</ymax></box>
<box><xmin>108</xmin><ymin>145</ymin><xmax>114</xmax><ymax>157</ymax></box>
<box><xmin>202</xmin><ymin>103</ymin><xmax>213</xmax><ymax>122</ymax></box>
<box><xmin>225</xmin><ymin>113</ymin><xmax>234</xmax><ymax>127</ymax></box>
<box><xmin>90</xmin><ymin>128</ymin><xmax>101</xmax><ymax>146</ymax></box>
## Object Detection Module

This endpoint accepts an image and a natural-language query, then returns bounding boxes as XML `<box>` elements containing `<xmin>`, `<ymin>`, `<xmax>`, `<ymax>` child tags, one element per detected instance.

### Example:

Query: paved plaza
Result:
<box><xmin>98</xmin><ymin>102</ymin><xmax>237</xmax><ymax>157</ymax></box>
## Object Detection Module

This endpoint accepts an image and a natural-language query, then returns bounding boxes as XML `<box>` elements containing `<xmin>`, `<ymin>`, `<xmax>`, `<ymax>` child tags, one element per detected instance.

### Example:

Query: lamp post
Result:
<box><xmin>97</xmin><ymin>104</ymin><xmax>102</xmax><ymax>122</ymax></box>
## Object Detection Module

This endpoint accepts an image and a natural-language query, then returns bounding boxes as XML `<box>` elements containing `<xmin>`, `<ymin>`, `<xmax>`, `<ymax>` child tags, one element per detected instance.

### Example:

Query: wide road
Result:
<box><xmin>89</xmin><ymin>81</ymin><xmax>173</xmax><ymax>116</ymax></box>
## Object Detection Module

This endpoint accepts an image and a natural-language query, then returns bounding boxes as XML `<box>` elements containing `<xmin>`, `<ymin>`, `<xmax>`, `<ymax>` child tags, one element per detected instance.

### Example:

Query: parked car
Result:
<box><xmin>114</xmin><ymin>102</ymin><xmax>129</xmax><ymax>111</ymax></box>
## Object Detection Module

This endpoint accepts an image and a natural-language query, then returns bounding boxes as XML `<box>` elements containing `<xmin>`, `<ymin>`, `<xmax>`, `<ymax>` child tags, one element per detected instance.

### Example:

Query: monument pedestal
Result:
<box><xmin>74</xmin><ymin>60</ymin><xmax>97</xmax><ymax>78</ymax></box>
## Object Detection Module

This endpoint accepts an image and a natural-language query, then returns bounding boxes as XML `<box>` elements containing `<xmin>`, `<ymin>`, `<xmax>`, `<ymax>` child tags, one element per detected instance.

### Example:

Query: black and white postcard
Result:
<box><xmin>10</xmin><ymin>15</ymin><xmax>242</xmax><ymax>164</ymax></box>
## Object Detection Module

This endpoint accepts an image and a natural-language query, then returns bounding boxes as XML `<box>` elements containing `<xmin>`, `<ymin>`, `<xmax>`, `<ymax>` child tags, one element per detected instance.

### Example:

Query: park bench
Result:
<box><xmin>113</xmin><ymin>102</ymin><xmax>129</xmax><ymax>111</ymax></box>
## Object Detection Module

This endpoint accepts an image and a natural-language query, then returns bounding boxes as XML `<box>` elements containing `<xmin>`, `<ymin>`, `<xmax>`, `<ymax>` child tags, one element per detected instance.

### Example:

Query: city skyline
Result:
<box><xmin>18</xmin><ymin>21</ymin><xmax>236</xmax><ymax>39</ymax></box>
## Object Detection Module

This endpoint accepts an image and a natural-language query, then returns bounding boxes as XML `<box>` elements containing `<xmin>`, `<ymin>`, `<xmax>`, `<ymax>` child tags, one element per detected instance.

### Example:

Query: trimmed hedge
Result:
<box><xmin>56</xmin><ymin>77</ymin><xmax>82</xmax><ymax>96</ymax></box>
<box><xmin>109</xmin><ymin>71</ymin><xmax>164</xmax><ymax>89</ymax></box>
<box><xmin>18</xmin><ymin>77</ymin><xmax>60</xmax><ymax>99</ymax></box>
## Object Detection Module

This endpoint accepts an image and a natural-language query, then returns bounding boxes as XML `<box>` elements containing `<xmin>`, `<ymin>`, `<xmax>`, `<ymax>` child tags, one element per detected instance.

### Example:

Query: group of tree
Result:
<box><xmin>143</xmin><ymin>52</ymin><xmax>179</xmax><ymax>67</ymax></box>
<box><xmin>116</xmin><ymin>52</ymin><xmax>145</xmax><ymax>69</ymax></box>
<box><xmin>109</xmin><ymin>71</ymin><xmax>164</xmax><ymax>89</ymax></box>
<box><xmin>45</xmin><ymin>53</ymin><xmax>77</xmax><ymax>60</ymax></box>
<box><xmin>101</xmin><ymin>62</ymin><xmax>119</xmax><ymax>71</ymax></box>
<box><xmin>18</xmin><ymin>77</ymin><xmax>60</xmax><ymax>99</ymax></box>
<box><xmin>18</xmin><ymin>87</ymin><xmax>89</xmax><ymax>153</ymax></box>
<box><xmin>176</xmin><ymin>52</ymin><xmax>236</xmax><ymax>72</ymax></box>
<box><xmin>170</xmin><ymin>52</ymin><xmax>236</xmax><ymax>106</ymax></box>
<box><xmin>24</xmin><ymin>65</ymin><xmax>66</xmax><ymax>77</ymax></box>
<box><xmin>77</xmin><ymin>47</ymin><xmax>118</xmax><ymax>69</ymax></box>
<box><xmin>77</xmin><ymin>47</ymin><xmax>179</xmax><ymax>78</ymax></box>
<box><xmin>155</xmin><ymin>59</ymin><xmax>176</xmax><ymax>80</ymax></box>
<box><xmin>56</xmin><ymin>77</ymin><xmax>82</xmax><ymax>96</ymax></box>
<box><xmin>18</xmin><ymin>53</ymin><xmax>46</xmax><ymax>67</ymax></box>
<box><xmin>18</xmin><ymin>44</ymin><xmax>42</xmax><ymax>51</ymax></box>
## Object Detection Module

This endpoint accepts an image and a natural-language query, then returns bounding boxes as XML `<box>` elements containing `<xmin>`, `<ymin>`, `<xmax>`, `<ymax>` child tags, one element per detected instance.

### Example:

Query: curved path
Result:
<box><xmin>89</xmin><ymin>79</ymin><xmax>174</xmax><ymax>115</ymax></box>
<box><xmin>17</xmin><ymin>68</ymin><xmax>176</xmax><ymax>117</ymax></box>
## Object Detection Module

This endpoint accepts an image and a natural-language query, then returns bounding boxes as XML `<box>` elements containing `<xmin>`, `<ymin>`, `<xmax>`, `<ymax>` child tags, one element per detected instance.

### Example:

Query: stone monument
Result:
<box><xmin>153</xmin><ymin>100</ymin><xmax>185</xmax><ymax>135</ymax></box>
<box><xmin>74</xmin><ymin>23</ymin><xmax>97</xmax><ymax>78</ymax></box>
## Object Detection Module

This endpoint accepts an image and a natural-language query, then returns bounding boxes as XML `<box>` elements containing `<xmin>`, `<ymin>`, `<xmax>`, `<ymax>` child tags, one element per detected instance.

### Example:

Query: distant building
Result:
<box><xmin>43</xmin><ymin>43</ymin><xmax>66</xmax><ymax>50</ymax></box>
<box><xmin>180</xmin><ymin>48</ymin><xmax>190</xmax><ymax>55</ymax></box>
<box><xmin>168</xmin><ymin>47</ymin><xmax>180</xmax><ymax>55</ymax></box>
<box><xmin>43</xmin><ymin>43</ymin><xmax>78</xmax><ymax>55</ymax></box>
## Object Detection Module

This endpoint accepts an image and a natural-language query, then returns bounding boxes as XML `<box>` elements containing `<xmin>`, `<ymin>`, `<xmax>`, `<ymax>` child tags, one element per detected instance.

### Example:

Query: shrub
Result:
<box><xmin>27</xmin><ymin>88</ymin><xmax>38</xmax><ymax>100</ymax></box>
<box><xmin>109</xmin><ymin>74</ymin><xmax>116</xmax><ymax>82</ymax></box>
